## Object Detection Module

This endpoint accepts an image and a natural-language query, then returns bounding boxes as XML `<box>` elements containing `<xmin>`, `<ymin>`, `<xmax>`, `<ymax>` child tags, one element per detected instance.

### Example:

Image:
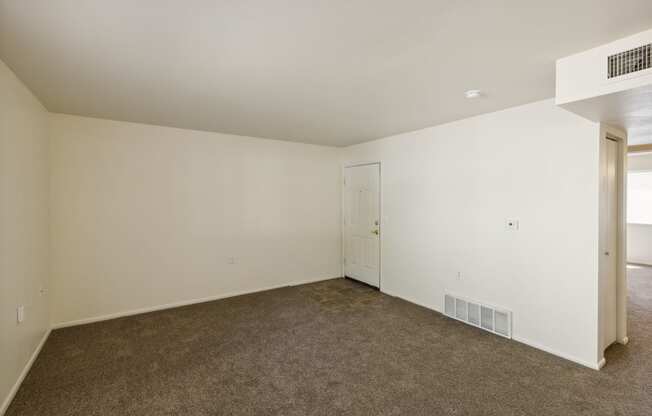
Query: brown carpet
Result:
<box><xmin>7</xmin><ymin>267</ymin><xmax>652</xmax><ymax>415</ymax></box>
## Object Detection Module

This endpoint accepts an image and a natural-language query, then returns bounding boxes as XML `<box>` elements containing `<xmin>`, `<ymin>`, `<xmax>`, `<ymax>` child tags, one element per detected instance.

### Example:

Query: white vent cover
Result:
<box><xmin>607</xmin><ymin>43</ymin><xmax>651</xmax><ymax>79</ymax></box>
<box><xmin>444</xmin><ymin>293</ymin><xmax>512</xmax><ymax>339</ymax></box>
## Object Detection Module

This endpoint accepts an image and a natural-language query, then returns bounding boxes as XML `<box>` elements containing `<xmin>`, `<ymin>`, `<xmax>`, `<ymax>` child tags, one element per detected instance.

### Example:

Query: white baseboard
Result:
<box><xmin>511</xmin><ymin>336</ymin><xmax>603</xmax><ymax>370</ymax></box>
<box><xmin>52</xmin><ymin>276</ymin><xmax>337</xmax><ymax>330</ymax></box>
<box><xmin>380</xmin><ymin>288</ymin><xmax>443</xmax><ymax>314</ymax></box>
<box><xmin>381</xmin><ymin>288</ymin><xmax>602</xmax><ymax>371</ymax></box>
<box><xmin>1</xmin><ymin>328</ymin><xmax>51</xmax><ymax>416</ymax></box>
<box><xmin>627</xmin><ymin>261</ymin><xmax>652</xmax><ymax>267</ymax></box>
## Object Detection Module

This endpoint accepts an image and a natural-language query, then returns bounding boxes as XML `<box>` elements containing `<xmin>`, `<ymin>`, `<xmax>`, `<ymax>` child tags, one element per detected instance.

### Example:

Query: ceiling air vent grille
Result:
<box><xmin>607</xmin><ymin>44</ymin><xmax>651</xmax><ymax>79</ymax></box>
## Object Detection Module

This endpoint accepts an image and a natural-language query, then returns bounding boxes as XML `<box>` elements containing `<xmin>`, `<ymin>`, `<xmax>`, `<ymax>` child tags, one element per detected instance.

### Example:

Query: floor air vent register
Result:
<box><xmin>444</xmin><ymin>294</ymin><xmax>512</xmax><ymax>338</ymax></box>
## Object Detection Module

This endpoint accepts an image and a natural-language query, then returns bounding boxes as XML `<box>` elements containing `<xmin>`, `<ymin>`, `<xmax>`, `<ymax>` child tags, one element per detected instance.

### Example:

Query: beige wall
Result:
<box><xmin>49</xmin><ymin>114</ymin><xmax>342</xmax><ymax>326</ymax></box>
<box><xmin>340</xmin><ymin>99</ymin><xmax>603</xmax><ymax>368</ymax></box>
<box><xmin>0</xmin><ymin>60</ymin><xmax>50</xmax><ymax>413</ymax></box>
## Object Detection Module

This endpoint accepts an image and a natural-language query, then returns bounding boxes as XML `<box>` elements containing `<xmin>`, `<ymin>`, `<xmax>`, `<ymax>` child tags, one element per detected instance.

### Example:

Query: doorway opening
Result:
<box><xmin>626</xmin><ymin>152</ymin><xmax>652</xmax><ymax>266</ymax></box>
<box><xmin>599</xmin><ymin>131</ymin><xmax>628</xmax><ymax>365</ymax></box>
<box><xmin>622</xmin><ymin>149</ymin><xmax>652</xmax><ymax>362</ymax></box>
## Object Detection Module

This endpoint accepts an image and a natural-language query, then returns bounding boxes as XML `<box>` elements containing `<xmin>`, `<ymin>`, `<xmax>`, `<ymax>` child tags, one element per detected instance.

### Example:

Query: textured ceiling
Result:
<box><xmin>1</xmin><ymin>1</ymin><xmax>652</xmax><ymax>146</ymax></box>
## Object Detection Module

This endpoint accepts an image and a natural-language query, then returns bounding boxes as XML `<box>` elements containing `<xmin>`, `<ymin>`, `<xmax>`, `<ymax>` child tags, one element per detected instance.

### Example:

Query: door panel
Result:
<box><xmin>343</xmin><ymin>164</ymin><xmax>380</xmax><ymax>287</ymax></box>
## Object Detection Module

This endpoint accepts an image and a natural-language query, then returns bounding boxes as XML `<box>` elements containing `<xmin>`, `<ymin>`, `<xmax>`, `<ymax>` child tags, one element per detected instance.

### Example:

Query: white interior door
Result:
<box><xmin>343</xmin><ymin>164</ymin><xmax>380</xmax><ymax>287</ymax></box>
<box><xmin>601</xmin><ymin>137</ymin><xmax>619</xmax><ymax>348</ymax></box>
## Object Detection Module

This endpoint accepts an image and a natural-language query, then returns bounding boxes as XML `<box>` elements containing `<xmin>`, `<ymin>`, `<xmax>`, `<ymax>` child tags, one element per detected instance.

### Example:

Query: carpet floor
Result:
<box><xmin>7</xmin><ymin>266</ymin><xmax>652</xmax><ymax>415</ymax></box>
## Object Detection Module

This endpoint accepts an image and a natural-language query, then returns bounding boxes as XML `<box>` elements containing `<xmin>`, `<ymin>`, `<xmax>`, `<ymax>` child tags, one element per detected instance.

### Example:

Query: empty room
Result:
<box><xmin>2</xmin><ymin>1</ymin><xmax>652</xmax><ymax>415</ymax></box>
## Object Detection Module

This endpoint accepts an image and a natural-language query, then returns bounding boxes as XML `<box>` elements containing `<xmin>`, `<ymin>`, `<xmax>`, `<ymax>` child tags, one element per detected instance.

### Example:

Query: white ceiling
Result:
<box><xmin>1</xmin><ymin>1</ymin><xmax>652</xmax><ymax>146</ymax></box>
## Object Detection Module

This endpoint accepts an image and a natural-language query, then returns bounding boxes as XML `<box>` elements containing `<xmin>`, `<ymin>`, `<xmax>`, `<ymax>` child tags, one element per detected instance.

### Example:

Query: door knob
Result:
<box><xmin>371</xmin><ymin>229</ymin><xmax>379</xmax><ymax>235</ymax></box>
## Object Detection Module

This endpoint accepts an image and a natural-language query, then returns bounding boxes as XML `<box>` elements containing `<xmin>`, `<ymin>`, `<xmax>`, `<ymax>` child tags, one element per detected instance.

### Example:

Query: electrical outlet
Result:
<box><xmin>39</xmin><ymin>286</ymin><xmax>47</xmax><ymax>296</ymax></box>
<box><xmin>457</xmin><ymin>271</ymin><xmax>462</xmax><ymax>280</ymax></box>
<box><xmin>17</xmin><ymin>306</ymin><xmax>25</xmax><ymax>324</ymax></box>
<box><xmin>227</xmin><ymin>257</ymin><xmax>235</xmax><ymax>264</ymax></box>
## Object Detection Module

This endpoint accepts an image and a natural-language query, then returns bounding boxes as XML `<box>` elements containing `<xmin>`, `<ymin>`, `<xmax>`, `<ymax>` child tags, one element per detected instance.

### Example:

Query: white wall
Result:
<box><xmin>49</xmin><ymin>114</ymin><xmax>342</xmax><ymax>326</ymax></box>
<box><xmin>628</xmin><ymin>152</ymin><xmax>652</xmax><ymax>265</ymax></box>
<box><xmin>340</xmin><ymin>99</ymin><xmax>603</xmax><ymax>367</ymax></box>
<box><xmin>628</xmin><ymin>225</ymin><xmax>652</xmax><ymax>265</ymax></box>
<box><xmin>0</xmin><ymin>60</ymin><xmax>50</xmax><ymax>413</ymax></box>
<box><xmin>628</xmin><ymin>152</ymin><xmax>652</xmax><ymax>172</ymax></box>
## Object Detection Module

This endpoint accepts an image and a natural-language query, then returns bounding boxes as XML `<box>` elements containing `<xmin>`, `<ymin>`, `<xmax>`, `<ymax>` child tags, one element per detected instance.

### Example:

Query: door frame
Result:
<box><xmin>341</xmin><ymin>161</ymin><xmax>382</xmax><ymax>290</ymax></box>
<box><xmin>598</xmin><ymin>125</ymin><xmax>628</xmax><ymax>364</ymax></box>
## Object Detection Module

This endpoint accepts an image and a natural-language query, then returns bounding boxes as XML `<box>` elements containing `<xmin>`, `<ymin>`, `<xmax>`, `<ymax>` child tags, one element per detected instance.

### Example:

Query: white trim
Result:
<box><xmin>628</xmin><ymin>261</ymin><xmax>652</xmax><ymax>268</ymax></box>
<box><xmin>382</xmin><ymin>288</ymin><xmax>603</xmax><ymax>371</ymax></box>
<box><xmin>52</xmin><ymin>276</ymin><xmax>336</xmax><ymax>329</ymax></box>
<box><xmin>380</xmin><ymin>288</ymin><xmax>443</xmax><ymax>314</ymax></box>
<box><xmin>1</xmin><ymin>328</ymin><xmax>51</xmax><ymax>416</ymax></box>
<box><xmin>512</xmin><ymin>335</ymin><xmax>604</xmax><ymax>370</ymax></box>
<box><xmin>342</xmin><ymin>161</ymin><xmax>381</xmax><ymax>168</ymax></box>
<box><xmin>598</xmin><ymin>126</ymin><xmax>628</xmax><ymax>360</ymax></box>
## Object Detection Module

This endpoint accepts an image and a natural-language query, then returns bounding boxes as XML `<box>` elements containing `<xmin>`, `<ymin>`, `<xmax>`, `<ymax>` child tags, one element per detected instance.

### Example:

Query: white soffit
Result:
<box><xmin>557</xmin><ymin>29</ymin><xmax>652</xmax><ymax>145</ymax></box>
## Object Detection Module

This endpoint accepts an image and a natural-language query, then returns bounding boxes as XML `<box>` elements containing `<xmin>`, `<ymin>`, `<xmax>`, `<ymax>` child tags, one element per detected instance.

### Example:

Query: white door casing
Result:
<box><xmin>600</xmin><ymin>137</ymin><xmax>619</xmax><ymax>350</ymax></box>
<box><xmin>343</xmin><ymin>164</ymin><xmax>380</xmax><ymax>287</ymax></box>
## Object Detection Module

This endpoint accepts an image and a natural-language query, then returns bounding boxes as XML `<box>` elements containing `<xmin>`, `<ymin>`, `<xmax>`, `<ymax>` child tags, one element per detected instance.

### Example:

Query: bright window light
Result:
<box><xmin>627</xmin><ymin>171</ymin><xmax>652</xmax><ymax>225</ymax></box>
